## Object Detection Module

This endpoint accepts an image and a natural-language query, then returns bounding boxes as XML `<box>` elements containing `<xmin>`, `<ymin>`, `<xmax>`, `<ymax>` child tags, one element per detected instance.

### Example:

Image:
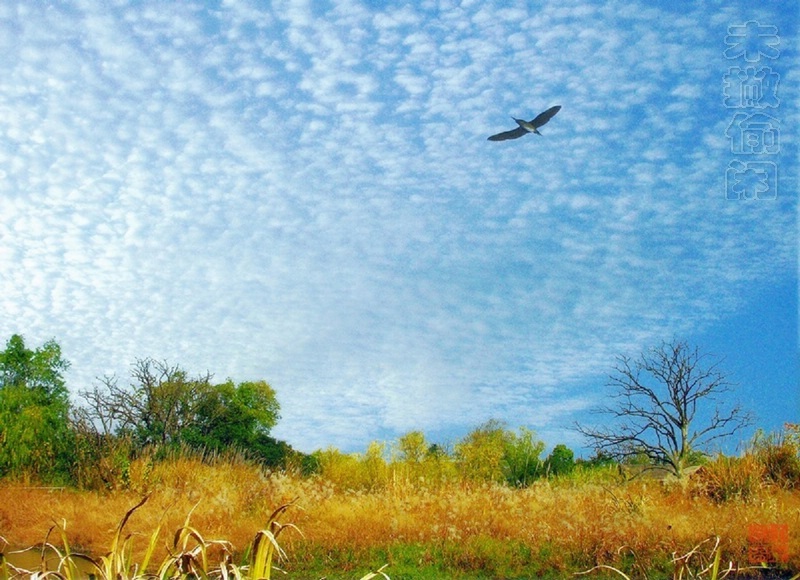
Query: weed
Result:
<box><xmin>0</xmin><ymin>496</ymin><xmax>389</xmax><ymax>579</ymax></box>
<box><xmin>692</xmin><ymin>454</ymin><xmax>765</xmax><ymax>503</ymax></box>
<box><xmin>751</xmin><ymin>429</ymin><xmax>800</xmax><ymax>489</ymax></box>
<box><xmin>578</xmin><ymin>536</ymin><xmax>798</xmax><ymax>580</ymax></box>
<box><xmin>2</xmin><ymin>451</ymin><xmax>799</xmax><ymax>577</ymax></box>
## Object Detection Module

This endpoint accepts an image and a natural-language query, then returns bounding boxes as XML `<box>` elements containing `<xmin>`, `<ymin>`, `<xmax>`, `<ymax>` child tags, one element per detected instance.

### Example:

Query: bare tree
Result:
<box><xmin>576</xmin><ymin>340</ymin><xmax>752</xmax><ymax>477</ymax></box>
<box><xmin>78</xmin><ymin>358</ymin><xmax>212</xmax><ymax>447</ymax></box>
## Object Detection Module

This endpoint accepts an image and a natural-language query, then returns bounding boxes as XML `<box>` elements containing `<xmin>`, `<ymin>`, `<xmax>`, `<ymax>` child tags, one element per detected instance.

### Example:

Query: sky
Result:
<box><xmin>0</xmin><ymin>0</ymin><xmax>796</xmax><ymax>455</ymax></box>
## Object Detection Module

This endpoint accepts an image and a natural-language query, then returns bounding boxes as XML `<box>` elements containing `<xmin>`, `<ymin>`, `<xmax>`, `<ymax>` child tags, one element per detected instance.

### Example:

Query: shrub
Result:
<box><xmin>69</xmin><ymin>427</ymin><xmax>134</xmax><ymax>491</ymax></box>
<box><xmin>692</xmin><ymin>454</ymin><xmax>765</xmax><ymax>503</ymax></box>
<box><xmin>750</xmin><ymin>426</ymin><xmax>800</xmax><ymax>489</ymax></box>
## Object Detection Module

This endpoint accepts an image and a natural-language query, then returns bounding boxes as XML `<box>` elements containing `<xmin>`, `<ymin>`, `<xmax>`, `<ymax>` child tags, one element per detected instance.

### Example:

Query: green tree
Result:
<box><xmin>575</xmin><ymin>449</ymin><xmax>616</xmax><ymax>470</ymax></box>
<box><xmin>0</xmin><ymin>334</ymin><xmax>70</xmax><ymax>398</ymax></box>
<box><xmin>502</xmin><ymin>427</ymin><xmax>546</xmax><ymax>486</ymax></box>
<box><xmin>184</xmin><ymin>379</ymin><xmax>283</xmax><ymax>463</ymax></box>
<box><xmin>79</xmin><ymin>359</ymin><xmax>213</xmax><ymax>449</ymax></box>
<box><xmin>454</xmin><ymin>422</ymin><xmax>549</xmax><ymax>485</ymax></box>
<box><xmin>0</xmin><ymin>334</ymin><xmax>73</xmax><ymax>483</ymax></box>
<box><xmin>79</xmin><ymin>363</ymin><xmax>289</xmax><ymax>464</ymax></box>
<box><xmin>455</xmin><ymin>419</ymin><xmax>511</xmax><ymax>482</ymax></box>
<box><xmin>395</xmin><ymin>430</ymin><xmax>429</xmax><ymax>463</ymax></box>
<box><xmin>544</xmin><ymin>443</ymin><xmax>574</xmax><ymax>476</ymax></box>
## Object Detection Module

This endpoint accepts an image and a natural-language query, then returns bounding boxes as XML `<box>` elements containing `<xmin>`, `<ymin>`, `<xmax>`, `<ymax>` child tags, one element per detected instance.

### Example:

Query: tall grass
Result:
<box><xmin>751</xmin><ymin>427</ymin><xmax>800</xmax><ymax>489</ymax></box>
<box><xmin>2</xmin><ymin>479</ymin><xmax>798</xmax><ymax>577</ymax></box>
<box><xmin>0</xmin><ymin>428</ymin><xmax>798</xmax><ymax>577</ymax></box>
<box><xmin>0</xmin><ymin>495</ymin><xmax>390</xmax><ymax>579</ymax></box>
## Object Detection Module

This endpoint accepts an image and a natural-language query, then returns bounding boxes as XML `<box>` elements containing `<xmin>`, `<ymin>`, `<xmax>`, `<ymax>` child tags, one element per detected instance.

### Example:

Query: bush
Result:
<box><xmin>313</xmin><ymin>446</ymin><xmax>384</xmax><ymax>491</ymax></box>
<box><xmin>70</xmin><ymin>425</ymin><xmax>134</xmax><ymax>491</ymax></box>
<box><xmin>692</xmin><ymin>454</ymin><xmax>765</xmax><ymax>503</ymax></box>
<box><xmin>750</xmin><ymin>426</ymin><xmax>800</xmax><ymax>489</ymax></box>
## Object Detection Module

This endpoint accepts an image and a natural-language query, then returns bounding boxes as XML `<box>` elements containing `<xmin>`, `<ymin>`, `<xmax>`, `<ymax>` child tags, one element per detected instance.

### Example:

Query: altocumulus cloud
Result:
<box><xmin>0</xmin><ymin>1</ymin><xmax>794</xmax><ymax>452</ymax></box>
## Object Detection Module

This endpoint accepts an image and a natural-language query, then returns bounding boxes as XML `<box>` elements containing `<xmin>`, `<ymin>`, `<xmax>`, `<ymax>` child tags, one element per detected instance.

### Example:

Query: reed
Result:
<box><xmin>0</xmin><ymin>448</ymin><xmax>797</xmax><ymax>578</ymax></box>
<box><xmin>0</xmin><ymin>495</ymin><xmax>388</xmax><ymax>579</ymax></box>
<box><xmin>579</xmin><ymin>536</ymin><xmax>800</xmax><ymax>580</ymax></box>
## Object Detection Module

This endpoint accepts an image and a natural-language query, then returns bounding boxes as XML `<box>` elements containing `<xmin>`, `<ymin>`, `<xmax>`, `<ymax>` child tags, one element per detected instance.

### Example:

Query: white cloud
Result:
<box><xmin>0</xmin><ymin>0</ymin><xmax>793</xmax><ymax>453</ymax></box>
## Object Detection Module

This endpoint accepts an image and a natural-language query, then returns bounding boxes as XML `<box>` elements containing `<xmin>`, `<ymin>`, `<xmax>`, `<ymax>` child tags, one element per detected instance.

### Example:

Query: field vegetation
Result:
<box><xmin>0</xmin><ymin>334</ymin><xmax>798</xmax><ymax>577</ymax></box>
<box><xmin>1</xmin><ymin>425</ymin><xmax>799</xmax><ymax>578</ymax></box>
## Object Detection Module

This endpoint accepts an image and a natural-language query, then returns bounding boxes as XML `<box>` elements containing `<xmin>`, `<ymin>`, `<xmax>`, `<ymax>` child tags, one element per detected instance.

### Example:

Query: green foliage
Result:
<box><xmin>313</xmin><ymin>442</ymin><xmax>392</xmax><ymax>491</ymax></box>
<box><xmin>388</xmin><ymin>432</ymin><xmax>458</xmax><ymax>487</ymax></box>
<box><xmin>182</xmin><ymin>379</ymin><xmax>283</xmax><ymax>463</ymax></box>
<box><xmin>501</xmin><ymin>426</ymin><xmax>546</xmax><ymax>486</ymax></box>
<box><xmin>77</xmin><ymin>360</ymin><xmax>297</xmax><ymax>472</ymax></box>
<box><xmin>543</xmin><ymin>443</ymin><xmax>574</xmax><ymax>476</ymax></box>
<box><xmin>0</xmin><ymin>334</ymin><xmax>70</xmax><ymax>399</ymax></box>
<box><xmin>455</xmin><ymin>419</ymin><xmax>511</xmax><ymax>483</ymax></box>
<box><xmin>76</xmin><ymin>359</ymin><xmax>215</xmax><ymax>450</ymax></box>
<box><xmin>578</xmin><ymin>449</ymin><xmax>616</xmax><ymax>468</ymax></box>
<box><xmin>0</xmin><ymin>334</ymin><xmax>74</xmax><ymax>483</ymax></box>
<box><xmin>0</xmin><ymin>383</ymin><xmax>74</xmax><ymax>483</ymax></box>
<box><xmin>619</xmin><ymin>446</ymin><xmax>654</xmax><ymax>466</ymax></box>
<box><xmin>453</xmin><ymin>421</ymin><xmax>547</xmax><ymax>486</ymax></box>
<box><xmin>130</xmin><ymin>360</ymin><xmax>211</xmax><ymax>448</ymax></box>
<box><xmin>313</xmin><ymin>447</ymin><xmax>368</xmax><ymax>490</ymax></box>
<box><xmin>395</xmin><ymin>430</ymin><xmax>429</xmax><ymax>463</ymax></box>
<box><xmin>314</xmin><ymin>437</ymin><xmax>461</xmax><ymax>492</ymax></box>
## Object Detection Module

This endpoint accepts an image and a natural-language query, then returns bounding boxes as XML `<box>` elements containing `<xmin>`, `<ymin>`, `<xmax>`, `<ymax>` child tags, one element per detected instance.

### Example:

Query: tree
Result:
<box><xmin>183</xmin><ymin>379</ymin><xmax>282</xmax><ymax>462</ymax></box>
<box><xmin>391</xmin><ymin>431</ymin><xmax>457</xmax><ymax>485</ymax></box>
<box><xmin>78</xmin><ymin>361</ymin><xmax>284</xmax><ymax>462</ymax></box>
<box><xmin>80</xmin><ymin>358</ymin><xmax>212</xmax><ymax>448</ymax></box>
<box><xmin>576</xmin><ymin>339</ymin><xmax>751</xmax><ymax>477</ymax></box>
<box><xmin>455</xmin><ymin>419</ymin><xmax>511</xmax><ymax>482</ymax></box>
<box><xmin>455</xmin><ymin>421</ymin><xmax>547</xmax><ymax>485</ymax></box>
<box><xmin>395</xmin><ymin>430</ymin><xmax>429</xmax><ymax>463</ymax></box>
<box><xmin>0</xmin><ymin>334</ymin><xmax>70</xmax><ymax>399</ymax></box>
<box><xmin>0</xmin><ymin>334</ymin><xmax>74</xmax><ymax>482</ymax></box>
<box><xmin>544</xmin><ymin>444</ymin><xmax>575</xmax><ymax>476</ymax></box>
<box><xmin>502</xmin><ymin>426</ymin><xmax>546</xmax><ymax>486</ymax></box>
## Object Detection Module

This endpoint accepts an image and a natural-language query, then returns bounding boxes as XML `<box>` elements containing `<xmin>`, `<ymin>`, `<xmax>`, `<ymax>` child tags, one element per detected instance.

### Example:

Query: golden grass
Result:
<box><xmin>0</xmin><ymin>454</ymin><xmax>798</xmax><ymax>577</ymax></box>
<box><xmin>295</xmin><ymin>478</ymin><xmax>799</xmax><ymax>570</ymax></box>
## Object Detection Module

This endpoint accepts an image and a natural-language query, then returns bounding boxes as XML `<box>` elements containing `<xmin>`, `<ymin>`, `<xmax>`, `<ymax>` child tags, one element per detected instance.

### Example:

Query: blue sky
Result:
<box><xmin>0</xmin><ymin>1</ymin><xmax>796</xmax><ymax>455</ymax></box>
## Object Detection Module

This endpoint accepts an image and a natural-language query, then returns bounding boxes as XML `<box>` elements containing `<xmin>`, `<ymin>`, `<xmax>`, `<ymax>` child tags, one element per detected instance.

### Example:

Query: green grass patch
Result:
<box><xmin>285</xmin><ymin>538</ymin><xmax>580</xmax><ymax>579</ymax></box>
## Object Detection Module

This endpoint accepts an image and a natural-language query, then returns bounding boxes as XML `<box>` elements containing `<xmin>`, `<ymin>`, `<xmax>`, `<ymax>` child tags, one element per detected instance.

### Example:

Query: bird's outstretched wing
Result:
<box><xmin>531</xmin><ymin>105</ymin><xmax>561</xmax><ymax>128</ymax></box>
<box><xmin>487</xmin><ymin>126</ymin><xmax>528</xmax><ymax>141</ymax></box>
<box><xmin>488</xmin><ymin>105</ymin><xmax>561</xmax><ymax>141</ymax></box>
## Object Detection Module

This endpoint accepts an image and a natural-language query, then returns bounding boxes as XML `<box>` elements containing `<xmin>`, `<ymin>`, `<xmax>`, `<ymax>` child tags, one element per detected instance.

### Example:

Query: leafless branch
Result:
<box><xmin>576</xmin><ymin>339</ymin><xmax>752</xmax><ymax>476</ymax></box>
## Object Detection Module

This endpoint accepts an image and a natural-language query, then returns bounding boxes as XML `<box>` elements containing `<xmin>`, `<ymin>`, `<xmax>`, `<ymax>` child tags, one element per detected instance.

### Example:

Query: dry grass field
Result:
<box><xmin>1</xmin><ymin>452</ymin><xmax>798</xmax><ymax>578</ymax></box>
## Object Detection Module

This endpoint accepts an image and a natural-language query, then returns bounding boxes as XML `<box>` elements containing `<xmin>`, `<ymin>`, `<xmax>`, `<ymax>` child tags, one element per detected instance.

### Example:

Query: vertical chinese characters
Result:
<box><xmin>723</xmin><ymin>21</ymin><xmax>780</xmax><ymax>200</ymax></box>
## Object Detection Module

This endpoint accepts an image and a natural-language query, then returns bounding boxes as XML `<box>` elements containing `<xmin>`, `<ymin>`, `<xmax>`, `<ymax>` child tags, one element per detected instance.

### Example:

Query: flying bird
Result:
<box><xmin>488</xmin><ymin>105</ymin><xmax>561</xmax><ymax>141</ymax></box>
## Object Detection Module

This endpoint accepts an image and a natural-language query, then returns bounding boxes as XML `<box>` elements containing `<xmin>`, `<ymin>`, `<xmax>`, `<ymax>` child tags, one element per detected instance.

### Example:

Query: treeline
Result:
<box><xmin>0</xmin><ymin>334</ymin><xmax>310</xmax><ymax>488</ymax></box>
<box><xmin>307</xmin><ymin>421</ymin><xmax>609</xmax><ymax>492</ymax></box>
<box><xmin>0</xmin><ymin>334</ymin><xmax>603</xmax><ymax>490</ymax></box>
<box><xmin>2</xmin><ymin>334</ymin><xmax>798</xmax><ymax>495</ymax></box>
